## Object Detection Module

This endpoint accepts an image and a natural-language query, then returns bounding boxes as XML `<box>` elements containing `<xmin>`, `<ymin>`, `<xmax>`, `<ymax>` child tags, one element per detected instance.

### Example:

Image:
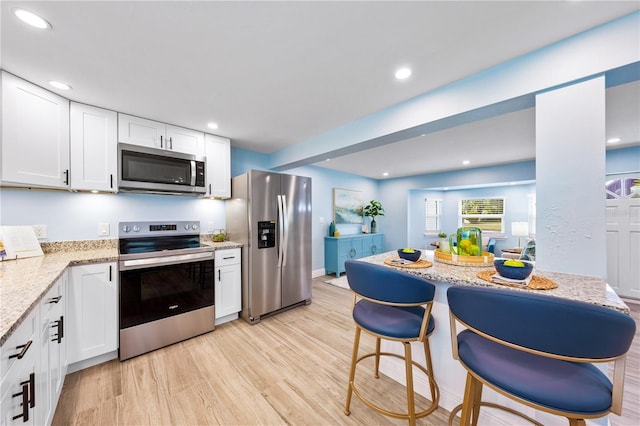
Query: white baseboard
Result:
<box><xmin>67</xmin><ymin>350</ymin><xmax>118</xmax><ymax>374</ymax></box>
<box><xmin>312</xmin><ymin>268</ymin><xmax>326</xmax><ymax>278</ymax></box>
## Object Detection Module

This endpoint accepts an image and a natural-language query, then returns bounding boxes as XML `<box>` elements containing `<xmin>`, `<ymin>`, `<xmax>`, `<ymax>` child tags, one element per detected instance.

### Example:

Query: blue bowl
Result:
<box><xmin>397</xmin><ymin>249</ymin><xmax>421</xmax><ymax>262</ymax></box>
<box><xmin>494</xmin><ymin>258</ymin><xmax>534</xmax><ymax>280</ymax></box>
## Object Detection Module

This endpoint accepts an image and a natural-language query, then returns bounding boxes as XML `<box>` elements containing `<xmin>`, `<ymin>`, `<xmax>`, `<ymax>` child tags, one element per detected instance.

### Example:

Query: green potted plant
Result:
<box><xmin>363</xmin><ymin>200</ymin><xmax>385</xmax><ymax>233</ymax></box>
<box><xmin>438</xmin><ymin>232</ymin><xmax>450</xmax><ymax>253</ymax></box>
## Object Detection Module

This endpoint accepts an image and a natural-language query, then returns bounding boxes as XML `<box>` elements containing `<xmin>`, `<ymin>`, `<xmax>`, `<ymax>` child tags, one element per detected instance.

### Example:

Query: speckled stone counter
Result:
<box><xmin>0</xmin><ymin>238</ymin><xmax>244</xmax><ymax>346</ymax></box>
<box><xmin>361</xmin><ymin>251</ymin><xmax>629</xmax><ymax>314</ymax></box>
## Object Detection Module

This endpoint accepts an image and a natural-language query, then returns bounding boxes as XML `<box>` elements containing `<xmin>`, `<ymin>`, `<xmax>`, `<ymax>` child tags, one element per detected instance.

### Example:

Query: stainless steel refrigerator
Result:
<box><xmin>225</xmin><ymin>170</ymin><xmax>312</xmax><ymax>324</ymax></box>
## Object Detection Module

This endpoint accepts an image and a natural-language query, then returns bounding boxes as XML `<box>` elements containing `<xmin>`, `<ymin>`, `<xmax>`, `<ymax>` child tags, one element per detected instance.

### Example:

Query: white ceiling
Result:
<box><xmin>2</xmin><ymin>1</ymin><xmax>639</xmax><ymax>179</ymax></box>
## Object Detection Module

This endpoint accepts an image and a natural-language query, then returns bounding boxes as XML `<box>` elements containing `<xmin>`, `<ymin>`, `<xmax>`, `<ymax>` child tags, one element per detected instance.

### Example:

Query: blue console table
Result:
<box><xmin>324</xmin><ymin>234</ymin><xmax>384</xmax><ymax>277</ymax></box>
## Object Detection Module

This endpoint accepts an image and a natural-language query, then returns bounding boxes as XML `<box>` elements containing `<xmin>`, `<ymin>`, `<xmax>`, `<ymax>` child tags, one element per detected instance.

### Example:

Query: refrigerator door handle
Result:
<box><xmin>277</xmin><ymin>195</ymin><xmax>285</xmax><ymax>268</ymax></box>
<box><xmin>281</xmin><ymin>194</ymin><xmax>289</xmax><ymax>266</ymax></box>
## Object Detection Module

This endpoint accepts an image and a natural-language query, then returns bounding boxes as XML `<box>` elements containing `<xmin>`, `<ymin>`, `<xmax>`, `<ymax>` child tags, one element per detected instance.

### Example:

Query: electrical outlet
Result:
<box><xmin>98</xmin><ymin>223</ymin><xmax>110</xmax><ymax>236</ymax></box>
<box><xmin>32</xmin><ymin>225</ymin><xmax>47</xmax><ymax>239</ymax></box>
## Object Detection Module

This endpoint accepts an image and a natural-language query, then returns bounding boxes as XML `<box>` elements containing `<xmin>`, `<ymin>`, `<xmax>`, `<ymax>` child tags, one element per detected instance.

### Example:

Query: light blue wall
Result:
<box><xmin>0</xmin><ymin>189</ymin><xmax>226</xmax><ymax>241</ymax></box>
<box><xmin>0</xmin><ymin>146</ymin><xmax>636</xmax><ymax>272</ymax></box>
<box><xmin>605</xmin><ymin>146</ymin><xmax>640</xmax><ymax>174</ymax></box>
<box><xmin>378</xmin><ymin>161</ymin><xmax>536</xmax><ymax>251</ymax></box>
<box><xmin>407</xmin><ymin>184</ymin><xmax>536</xmax><ymax>252</ymax></box>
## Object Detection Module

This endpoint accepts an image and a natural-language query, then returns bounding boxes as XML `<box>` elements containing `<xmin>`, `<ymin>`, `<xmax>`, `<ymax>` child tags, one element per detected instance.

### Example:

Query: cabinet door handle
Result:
<box><xmin>26</xmin><ymin>372</ymin><xmax>35</xmax><ymax>409</ymax></box>
<box><xmin>9</xmin><ymin>340</ymin><xmax>32</xmax><ymax>360</ymax></box>
<box><xmin>51</xmin><ymin>316</ymin><xmax>64</xmax><ymax>343</ymax></box>
<box><xmin>109</xmin><ymin>265</ymin><xmax>112</xmax><ymax>282</ymax></box>
<box><xmin>64</xmin><ymin>169</ymin><xmax>69</xmax><ymax>185</ymax></box>
<box><xmin>169</xmin><ymin>137</ymin><xmax>173</xmax><ymax>150</ymax></box>
<box><xmin>110</xmin><ymin>174</ymin><xmax>113</xmax><ymax>188</ymax></box>
<box><xmin>47</xmin><ymin>295</ymin><xmax>62</xmax><ymax>304</ymax></box>
<box><xmin>209</xmin><ymin>184</ymin><xmax>212</xmax><ymax>195</ymax></box>
<box><xmin>218</xmin><ymin>270</ymin><xmax>221</xmax><ymax>281</ymax></box>
<box><xmin>12</xmin><ymin>382</ymin><xmax>29</xmax><ymax>422</ymax></box>
<box><xmin>160</xmin><ymin>135</ymin><xmax>163</xmax><ymax>148</ymax></box>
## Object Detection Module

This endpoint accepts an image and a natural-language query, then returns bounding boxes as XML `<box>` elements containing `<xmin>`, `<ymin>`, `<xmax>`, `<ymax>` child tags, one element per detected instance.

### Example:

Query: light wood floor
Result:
<box><xmin>53</xmin><ymin>277</ymin><xmax>640</xmax><ymax>426</ymax></box>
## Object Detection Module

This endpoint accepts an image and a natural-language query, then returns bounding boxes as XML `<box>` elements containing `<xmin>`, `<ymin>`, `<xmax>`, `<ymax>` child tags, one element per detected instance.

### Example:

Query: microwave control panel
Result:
<box><xmin>257</xmin><ymin>221</ymin><xmax>276</xmax><ymax>249</ymax></box>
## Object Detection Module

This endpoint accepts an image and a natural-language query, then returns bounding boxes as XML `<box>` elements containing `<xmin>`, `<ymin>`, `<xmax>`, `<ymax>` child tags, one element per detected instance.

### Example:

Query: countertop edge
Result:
<box><xmin>1</xmin><ymin>242</ymin><xmax>243</xmax><ymax>346</ymax></box>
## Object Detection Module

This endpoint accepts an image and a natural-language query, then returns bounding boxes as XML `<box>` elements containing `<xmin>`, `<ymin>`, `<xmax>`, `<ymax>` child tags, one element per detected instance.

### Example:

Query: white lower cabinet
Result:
<box><xmin>1</xmin><ymin>309</ymin><xmax>38</xmax><ymax>426</ymax></box>
<box><xmin>38</xmin><ymin>273</ymin><xmax>67</xmax><ymax>426</ymax></box>
<box><xmin>67</xmin><ymin>263</ymin><xmax>118</xmax><ymax>365</ymax></box>
<box><xmin>215</xmin><ymin>248</ymin><xmax>242</xmax><ymax>324</ymax></box>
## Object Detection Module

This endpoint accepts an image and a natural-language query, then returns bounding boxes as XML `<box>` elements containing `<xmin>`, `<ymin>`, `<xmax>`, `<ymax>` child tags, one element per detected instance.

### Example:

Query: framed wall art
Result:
<box><xmin>333</xmin><ymin>188</ymin><xmax>364</xmax><ymax>224</ymax></box>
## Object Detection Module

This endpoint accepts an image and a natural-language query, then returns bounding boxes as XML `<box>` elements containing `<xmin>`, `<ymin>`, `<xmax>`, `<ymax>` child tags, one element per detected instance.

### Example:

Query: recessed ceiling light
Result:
<box><xmin>395</xmin><ymin>68</ymin><xmax>412</xmax><ymax>80</ymax></box>
<box><xmin>607</xmin><ymin>137</ymin><xmax>621</xmax><ymax>144</ymax></box>
<box><xmin>207</xmin><ymin>122</ymin><xmax>219</xmax><ymax>130</ymax></box>
<box><xmin>14</xmin><ymin>8</ymin><xmax>51</xmax><ymax>30</ymax></box>
<box><xmin>49</xmin><ymin>81</ymin><xmax>71</xmax><ymax>90</ymax></box>
<box><xmin>462</xmin><ymin>160</ymin><xmax>470</xmax><ymax>166</ymax></box>
<box><xmin>325</xmin><ymin>158</ymin><xmax>331</xmax><ymax>162</ymax></box>
<box><xmin>383</xmin><ymin>172</ymin><xmax>389</xmax><ymax>177</ymax></box>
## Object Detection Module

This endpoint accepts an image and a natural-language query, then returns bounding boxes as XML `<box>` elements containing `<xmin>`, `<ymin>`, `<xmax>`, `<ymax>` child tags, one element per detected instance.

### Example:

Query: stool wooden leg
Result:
<box><xmin>568</xmin><ymin>419</ymin><xmax>586</xmax><ymax>426</ymax></box>
<box><xmin>344</xmin><ymin>327</ymin><xmax>362</xmax><ymax>416</ymax></box>
<box><xmin>403</xmin><ymin>342</ymin><xmax>417</xmax><ymax>426</ymax></box>
<box><xmin>374</xmin><ymin>337</ymin><xmax>381</xmax><ymax>378</ymax></box>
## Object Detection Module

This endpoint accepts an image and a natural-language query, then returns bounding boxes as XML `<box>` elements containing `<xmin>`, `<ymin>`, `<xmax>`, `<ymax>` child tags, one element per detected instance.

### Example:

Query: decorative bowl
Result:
<box><xmin>494</xmin><ymin>258</ymin><xmax>534</xmax><ymax>280</ymax></box>
<box><xmin>397</xmin><ymin>249</ymin><xmax>421</xmax><ymax>262</ymax></box>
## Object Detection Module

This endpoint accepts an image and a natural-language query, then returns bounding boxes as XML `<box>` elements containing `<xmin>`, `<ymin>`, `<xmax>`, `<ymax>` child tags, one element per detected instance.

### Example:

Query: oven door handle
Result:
<box><xmin>119</xmin><ymin>251</ymin><xmax>214</xmax><ymax>271</ymax></box>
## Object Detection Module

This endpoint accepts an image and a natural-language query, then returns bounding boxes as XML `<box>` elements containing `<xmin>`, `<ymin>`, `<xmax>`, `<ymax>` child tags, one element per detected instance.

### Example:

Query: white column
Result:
<box><xmin>535</xmin><ymin>77</ymin><xmax>606</xmax><ymax>277</ymax></box>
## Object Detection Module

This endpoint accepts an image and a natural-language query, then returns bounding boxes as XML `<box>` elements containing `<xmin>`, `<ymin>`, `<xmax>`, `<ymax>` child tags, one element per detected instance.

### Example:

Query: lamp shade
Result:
<box><xmin>511</xmin><ymin>222</ymin><xmax>529</xmax><ymax>237</ymax></box>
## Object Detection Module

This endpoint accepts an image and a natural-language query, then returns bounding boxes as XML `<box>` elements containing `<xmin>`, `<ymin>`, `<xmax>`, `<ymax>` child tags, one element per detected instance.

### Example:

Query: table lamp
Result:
<box><xmin>511</xmin><ymin>222</ymin><xmax>529</xmax><ymax>249</ymax></box>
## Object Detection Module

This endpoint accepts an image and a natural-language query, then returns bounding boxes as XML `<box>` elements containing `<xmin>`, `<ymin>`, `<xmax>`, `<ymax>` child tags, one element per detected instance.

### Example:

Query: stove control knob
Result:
<box><xmin>132</xmin><ymin>225</ymin><xmax>141</xmax><ymax>232</ymax></box>
<box><xmin>184</xmin><ymin>224</ymin><xmax>191</xmax><ymax>231</ymax></box>
<box><xmin>122</xmin><ymin>225</ymin><xmax>131</xmax><ymax>233</ymax></box>
<box><xmin>192</xmin><ymin>224</ymin><xmax>199</xmax><ymax>231</ymax></box>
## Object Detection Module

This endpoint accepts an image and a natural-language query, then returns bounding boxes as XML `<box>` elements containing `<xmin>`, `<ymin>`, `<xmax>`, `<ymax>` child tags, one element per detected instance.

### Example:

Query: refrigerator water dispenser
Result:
<box><xmin>257</xmin><ymin>221</ymin><xmax>276</xmax><ymax>248</ymax></box>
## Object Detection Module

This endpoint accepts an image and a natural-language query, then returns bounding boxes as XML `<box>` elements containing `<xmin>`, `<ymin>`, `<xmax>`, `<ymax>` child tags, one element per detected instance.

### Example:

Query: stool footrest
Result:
<box><xmin>448</xmin><ymin>401</ymin><xmax>543</xmax><ymax>426</ymax></box>
<box><xmin>349</xmin><ymin>351</ymin><xmax>440</xmax><ymax>421</ymax></box>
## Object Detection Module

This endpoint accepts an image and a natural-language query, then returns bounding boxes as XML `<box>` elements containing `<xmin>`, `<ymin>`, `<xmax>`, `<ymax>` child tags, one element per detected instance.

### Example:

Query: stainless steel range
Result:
<box><xmin>118</xmin><ymin>220</ymin><xmax>215</xmax><ymax>360</ymax></box>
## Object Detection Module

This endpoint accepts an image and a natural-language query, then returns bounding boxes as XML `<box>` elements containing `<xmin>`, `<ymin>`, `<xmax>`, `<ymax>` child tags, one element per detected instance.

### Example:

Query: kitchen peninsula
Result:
<box><xmin>356</xmin><ymin>250</ymin><xmax>629</xmax><ymax>426</ymax></box>
<box><xmin>361</xmin><ymin>250</ymin><xmax>629</xmax><ymax>313</ymax></box>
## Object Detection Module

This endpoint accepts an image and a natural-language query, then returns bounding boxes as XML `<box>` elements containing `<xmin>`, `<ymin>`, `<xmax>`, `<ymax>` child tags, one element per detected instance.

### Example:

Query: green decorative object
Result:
<box><xmin>329</xmin><ymin>221</ymin><xmax>335</xmax><ymax>237</ymax></box>
<box><xmin>363</xmin><ymin>200</ymin><xmax>385</xmax><ymax>233</ymax></box>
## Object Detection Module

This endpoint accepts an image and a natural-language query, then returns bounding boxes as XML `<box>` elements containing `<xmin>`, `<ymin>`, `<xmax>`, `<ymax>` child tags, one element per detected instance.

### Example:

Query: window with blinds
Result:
<box><xmin>425</xmin><ymin>199</ymin><xmax>442</xmax><ymax>234</ymax></box>
<box><xmin>459</xmin><ymin>198</ymin><xmax>505</xmax><ymax>233</ymax></box>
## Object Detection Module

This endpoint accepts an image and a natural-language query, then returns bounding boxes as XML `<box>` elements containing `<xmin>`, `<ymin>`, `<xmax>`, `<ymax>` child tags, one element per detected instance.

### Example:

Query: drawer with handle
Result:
<box><xmin>215</xmin><ymin>248</ymin><xmax>241</xmax><ymax>267</ymax></box>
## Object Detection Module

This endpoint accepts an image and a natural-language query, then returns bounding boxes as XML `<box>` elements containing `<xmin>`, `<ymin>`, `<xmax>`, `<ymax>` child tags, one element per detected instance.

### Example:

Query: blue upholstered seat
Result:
<box><xmin>353</xmin><ymin>301</ymin><xmax>435</xmax><ymax>339</ymax></box>
<box><xmin>344</xmin><ymin>260</ymin><xmax>439</xmax><ymax>426</ymax></box>
<box><xmin>447</xmin><ymin>285</ymin><xmax>636</xmax><ymax>426</ymax></box>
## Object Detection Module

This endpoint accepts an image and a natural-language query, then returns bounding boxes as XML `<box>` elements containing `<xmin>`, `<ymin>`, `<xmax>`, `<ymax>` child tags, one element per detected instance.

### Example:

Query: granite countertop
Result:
<box><xmin>361</xmin><ymin>251</ymin><xmax>629</xmax><ymax>314</ymax></box>
<box><xmin>0</xmin><ymin>238</ymin><xmax>243</xmax><ymax>346</ymax></box>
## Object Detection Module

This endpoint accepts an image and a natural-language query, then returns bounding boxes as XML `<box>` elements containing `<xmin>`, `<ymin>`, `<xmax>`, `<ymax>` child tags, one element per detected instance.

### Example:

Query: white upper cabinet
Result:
<box><xmin>204</xmin><ymin>134</ymin><xmax>231</xmax><ymax>199</ymax></box>
<box><xmin>1</xmin><ymin>72</ymin><xmax>70</xmax><ymax>189</ymax></box>
<box><xmin>70</xmin><ymin>103</ymin><xmax>117</xmax><ymax>192</ymax></box>
<box><xmin>118</xmin><ymin>113</ymin><xmax>204</xmax><ymax>155</ymax></box>
<box><xmin>166</xmin><ymin>125</ymin><xmax>205</xmax><ymax>156</ymax></box>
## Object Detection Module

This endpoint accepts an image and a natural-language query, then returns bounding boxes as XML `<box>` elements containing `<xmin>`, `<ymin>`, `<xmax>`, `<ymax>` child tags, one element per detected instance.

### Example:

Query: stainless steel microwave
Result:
<box><xmin>118</xmin><ymin>143</ymin><xmax>206</xmax><ymax>195</ymax></box>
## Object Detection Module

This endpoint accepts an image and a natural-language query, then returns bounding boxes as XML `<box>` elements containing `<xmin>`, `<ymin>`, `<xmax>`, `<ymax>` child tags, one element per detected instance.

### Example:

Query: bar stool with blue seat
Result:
<box><xmin>447</xmin><ymin>285</ymin><xmax>636</xmax><ymax>426</ymax></box>
<box><xmin>344</xmin><ymin>259</ymin><xmax>439</xmax><ymax>425</ymax></box>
